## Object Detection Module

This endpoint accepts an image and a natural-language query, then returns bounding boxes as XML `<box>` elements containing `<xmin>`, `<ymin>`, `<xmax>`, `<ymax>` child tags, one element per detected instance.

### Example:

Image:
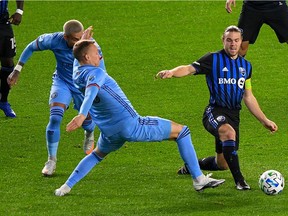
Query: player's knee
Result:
<box><xmin>48</xmin><ymin>107</ymin><xmax>64</xmax><ymax>127</ymax></box>
<box><xmin>218</xmin><ymin>124</ymin><xmax>235</xmax><ymax>140</ymax></box>
<box><xmin>170</xmin><ymin>122</ymin><xmax>186</xmax><ymax>140</ymax></box>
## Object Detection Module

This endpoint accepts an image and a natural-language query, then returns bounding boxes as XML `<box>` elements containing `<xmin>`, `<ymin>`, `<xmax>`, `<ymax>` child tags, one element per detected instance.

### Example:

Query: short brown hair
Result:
<box><xmin>73</xmin><ymin>39</ymin><xmax>95</xmax><ymax>62</ymax></box>
<box><xmin>222</xmin><ymin>25</ymin><xmax>243</xmax><ymax>40</ymax></box>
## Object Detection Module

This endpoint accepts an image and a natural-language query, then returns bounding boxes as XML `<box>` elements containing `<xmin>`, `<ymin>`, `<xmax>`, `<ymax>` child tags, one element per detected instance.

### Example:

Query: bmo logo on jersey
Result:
<box><xmin>218</xmin><ymin>77</ymin><xmax>245</xmax><ymax>89</ymax></box>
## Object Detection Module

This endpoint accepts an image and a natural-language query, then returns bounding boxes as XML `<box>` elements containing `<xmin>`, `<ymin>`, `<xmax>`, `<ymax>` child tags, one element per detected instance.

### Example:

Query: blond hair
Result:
<box><xmin>63</xmin><ymin>19</ymin><xmax>84</xmax><ymax>36</ymax></box>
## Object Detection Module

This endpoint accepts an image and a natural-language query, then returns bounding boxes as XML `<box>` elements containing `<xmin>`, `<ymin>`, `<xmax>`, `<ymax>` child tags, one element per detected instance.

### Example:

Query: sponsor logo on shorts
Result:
<box><xmin>216</xmin><ymin>115</ymin><xmax>225</xmax><ymax>122</ymax></box>
<box><xmin>51</xmin><ymin>92</ymin><xmax>58</xmax><ymax>99</ymax></box>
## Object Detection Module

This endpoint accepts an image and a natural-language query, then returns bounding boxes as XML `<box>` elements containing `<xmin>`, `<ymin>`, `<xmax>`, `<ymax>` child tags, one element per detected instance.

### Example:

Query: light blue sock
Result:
<box><xmin>66</xmin><ymin>152</ymin><xmax>103</xmax><ymax>188</ymax></box>
<box><xmin>176</xmin><ymin>126</ymin><xmax>202</xmax><ymax>179</ymax></box>
<box><xmin>82</xmin><ymin>118</ymin><xmax>96</xmax><ymax>132</ymax></box>
<box><xmin>46</xmin><ymin>106</ymin><xmax>64</xmax><ymax>159</ymax></box>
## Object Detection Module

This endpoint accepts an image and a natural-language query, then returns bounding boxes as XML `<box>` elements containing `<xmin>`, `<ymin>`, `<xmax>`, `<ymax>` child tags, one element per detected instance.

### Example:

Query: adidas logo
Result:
<box><xmin>222</xmin><ymin>67</ymin><xmax>229</xmax><ymax>72</ymax></box>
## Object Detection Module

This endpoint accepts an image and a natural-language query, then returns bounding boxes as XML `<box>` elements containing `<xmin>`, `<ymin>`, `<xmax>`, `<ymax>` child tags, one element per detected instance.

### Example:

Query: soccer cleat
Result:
<box><xmin>193</xmin><ymin>173</ymin><xmax>225</xmax><ymax>192</ymax></box>
<box><xmin>236</xmin><ymin>179</ymin><xmax>251</xmax><ymax>190</ymax></box>
<box><xmin>177</xmin><ymin>163</ymin><xmax>190</xmax><ymax>175</ymax></box>
<box><xmin>83</xmin><ymin>131</ymin><xmax>94</xmax><ymax>155</ymax></box>
<box><xmin>41</xmin><ymin>160</ymin><xmax>56</xmax><ymax>176</ymax></box>
<box><xmin>0</xmin><ymin>102</ymin><xmax>16</xmax><ymax>118</ymax></box>
<box><xmin>55</xmin><ymin>184</ymin><xmax>71</xmax><ymax>196</ymax></box>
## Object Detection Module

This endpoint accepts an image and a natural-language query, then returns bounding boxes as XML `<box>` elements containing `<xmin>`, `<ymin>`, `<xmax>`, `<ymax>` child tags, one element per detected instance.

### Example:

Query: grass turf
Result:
<box><xmin>1</xmin><ymin>1</ymin><xmax>287</xmax><ymax>215</ymax></box>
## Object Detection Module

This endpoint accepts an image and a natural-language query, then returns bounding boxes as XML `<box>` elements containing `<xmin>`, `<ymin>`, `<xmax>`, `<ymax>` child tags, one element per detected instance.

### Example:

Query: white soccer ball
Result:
<box><xmin>259</xmin><ymin>170</ymin><xmax>284</xmax><ymax>195</ymax></box>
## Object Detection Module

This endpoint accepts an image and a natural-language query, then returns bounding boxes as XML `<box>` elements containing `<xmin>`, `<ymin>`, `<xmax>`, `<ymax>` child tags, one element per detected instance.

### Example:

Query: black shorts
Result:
<box><xmin>202</xmin><ymin>105</ymin><xmax>240</xmax><ymax>154</ymax></box>
<box><xmin>238</xmin><ymin>3</ymin><xmax>288</xmax><ymax>44</ymax></box>
<box><xmin>0</xmin><ymin>23</ymin><xmax>16</xmax><ymax>58</ymax></box>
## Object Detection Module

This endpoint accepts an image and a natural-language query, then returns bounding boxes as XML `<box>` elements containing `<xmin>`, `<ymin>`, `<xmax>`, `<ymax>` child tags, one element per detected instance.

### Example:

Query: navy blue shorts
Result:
<box><xmin>238</xmin><ymin>3</ymin><xmax>288</xmax><ymax>43</ymax></box>
<box><xmin>202</xmin><ymin>106</ymin><xmax>240</xmax><ymax>154</ymax></box>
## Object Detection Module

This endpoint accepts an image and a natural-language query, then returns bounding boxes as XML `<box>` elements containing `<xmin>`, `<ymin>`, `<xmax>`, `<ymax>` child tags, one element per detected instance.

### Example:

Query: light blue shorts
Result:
<box><xmin>49</xmin><ymin>75</ymin><xmax>83</xmax><ymax>110</ymax></box>
<box><xmin>97</xmin><ymin>116</ymin><xmax>171</xmax><ymax>154</ymax></box>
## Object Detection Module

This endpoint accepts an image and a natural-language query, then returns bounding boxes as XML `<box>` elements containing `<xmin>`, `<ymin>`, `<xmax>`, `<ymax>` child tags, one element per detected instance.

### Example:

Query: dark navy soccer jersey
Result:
<box><xmin>0</xmin><ymin>0</ymin><xmax>8</xmax><ymax>15</ymax></box>
<box><xmin>192</xmin><ymin>49</ymin><xmax>252</xmax><ymax>110</ymax></box>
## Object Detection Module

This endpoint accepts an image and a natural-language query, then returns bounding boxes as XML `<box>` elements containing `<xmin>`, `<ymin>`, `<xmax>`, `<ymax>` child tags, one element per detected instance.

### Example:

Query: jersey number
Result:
<box><xmin>10</xmin><ymin>37</ymin><xmax>16</xmax><ymax>49</ymax></box>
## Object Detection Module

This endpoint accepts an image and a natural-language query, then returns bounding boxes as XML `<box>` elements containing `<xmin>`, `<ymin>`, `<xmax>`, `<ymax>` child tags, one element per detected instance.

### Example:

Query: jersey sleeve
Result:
<box><xmin>191</xmin><ymin>52</ymin><xmax>213</xmax><ymax>75</ymax></box>
<box><xmin>79</xmin><ymin>68</ymin><xmax>106</xmax><ymax>117</ymax></box>
<box><xmin>18</xmin><ymin>33</ymin><xmax>54</xmax><ymax>64</ymax></box>
<box><xmin>79</xmin><ymin>85</ymin><xmax>99</xmax><ymax>117</ymax></box>
<box><xmin>86</xmin><ymin>68</ymin><xmax>106</xmax><ymax>89</ymax></box>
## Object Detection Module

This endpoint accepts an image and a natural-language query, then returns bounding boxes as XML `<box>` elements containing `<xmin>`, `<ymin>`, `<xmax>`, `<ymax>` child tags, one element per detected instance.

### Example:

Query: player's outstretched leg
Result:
<box><xmin>55</xmin><ymin>183</ymin><xmax>71</xmax><ymax>196</ymax></box>
<box><xmin>54</xmin><ymin>151</ymin><xmax>103</xmax><ymax>196</ymax></box>
<box><xmin>193</xmin><ymin>173</ymin><xmax>225</xmax><ymax>192</ymax></box>
<box><xmin>175</xmin><ymin>126</ymin><xmax>225</xmax><ymax>191</ymax></box>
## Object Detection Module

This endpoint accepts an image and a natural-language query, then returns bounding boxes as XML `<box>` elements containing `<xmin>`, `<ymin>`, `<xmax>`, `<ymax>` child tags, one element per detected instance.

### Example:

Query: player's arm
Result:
<box><xmin>9</xmin><ymin>0</ymin><xmax>24</xmax><ymax>25</ymax></box>
<box><xmin>243</xmin><ymin>81</ymin><xmax>278</xmax><ymax>133</ymax></box>
<box><xmin>8</xmin><ymin>35</ymin><xmax>50</xmax><ymax>86</ymax></box>
<box><xmin>225</xmin><ymin>0</ymin><xmax>236</xmax><ymax>13</ymax></box>
<box><xmin>155</xmin><ymin>65</ymin><xmax>196</xmax><ymax>79</ymax></box>
<box><xmin>67</xmin><ymin>85</ymin><xmax>99</xmax><ymax>132</ymax></box>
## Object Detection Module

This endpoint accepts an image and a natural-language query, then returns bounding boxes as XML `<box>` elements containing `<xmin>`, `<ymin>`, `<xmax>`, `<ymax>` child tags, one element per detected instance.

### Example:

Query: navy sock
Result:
<box><xmin>222</xmin><ymin>140</ymin><xmax>243</xmax><ymax>183</ymax></box>
<box><xmin>0</xmin><ymin>66</ymin><xmax>13</xmax><ymax>102</ymax></box>
<box><xmin>198</xmin><ymin>156</ymin><xmax>221</xmax><ymax>171</ymax></box>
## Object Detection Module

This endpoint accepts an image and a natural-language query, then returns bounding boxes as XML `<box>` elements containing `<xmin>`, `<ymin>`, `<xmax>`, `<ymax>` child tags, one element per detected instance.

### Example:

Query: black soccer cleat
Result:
<box><xmin>236</xmin><ymin>179</ymin><xmax>251</xmax><ymax>190</ymax></box>
<box><xmin>177</xmin><ymin>163</ymin><xmax>190</xmax><ymax>175</ymax></box>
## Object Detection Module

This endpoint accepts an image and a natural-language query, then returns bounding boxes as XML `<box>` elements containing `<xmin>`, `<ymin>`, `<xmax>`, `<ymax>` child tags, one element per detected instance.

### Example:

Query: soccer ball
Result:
<box><xmin>259</xmin><ymin>170</ymin><xmax>284</xmax><ymax>195</ymax></box>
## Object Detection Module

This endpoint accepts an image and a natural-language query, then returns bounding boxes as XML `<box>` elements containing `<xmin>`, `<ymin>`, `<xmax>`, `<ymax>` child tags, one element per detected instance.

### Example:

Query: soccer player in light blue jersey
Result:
<box><xmin>54</xmin><ymin>40</ymin><xmax>225</xmax><ymax>196</ymax></box>
<box><xmin>8</xmin><ymin>20</ymin><xmax>105</xmax><ymax>176</ymax></box>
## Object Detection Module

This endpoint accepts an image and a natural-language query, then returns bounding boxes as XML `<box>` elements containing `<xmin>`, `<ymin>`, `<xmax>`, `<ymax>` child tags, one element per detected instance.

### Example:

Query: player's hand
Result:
<box><xmin>7</xmin><ymin>70</ymin><xmax>20</xmax><ymax>87</ymax></box>
<box><xmin>9</xmin><ymin>13</ymin><xmax>22</xmax><ymax>25</ymax></box>
<box><xmin>225</xmin><ymin>0</ymin><xmax>236</xmax><ymax>13</ymax></box>
<box><xmin>155</xmin><ymin>70</ymin><xmax>173</xmax><ymax>79</ymax></box>
<box><xmin>263</xmin><ymin>119</ymin><xmax>278</xmax><ymax>133</ymax></box>
<box><xmin>82</xmin><ymin>26</ymin><xmax>94</xmax><ymax>40</ymax></box>
<box><xmin>66</xmin><ymin>114</ymin><xmax>86</xmax><ymax>132</ymax></box>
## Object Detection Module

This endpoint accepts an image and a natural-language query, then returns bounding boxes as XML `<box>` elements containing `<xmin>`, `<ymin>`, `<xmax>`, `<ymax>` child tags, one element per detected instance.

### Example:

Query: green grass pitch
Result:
<box><xmin>1</xmin><ymin>1</ymin><xmax>287</xmax><ymax>215</ymax></box>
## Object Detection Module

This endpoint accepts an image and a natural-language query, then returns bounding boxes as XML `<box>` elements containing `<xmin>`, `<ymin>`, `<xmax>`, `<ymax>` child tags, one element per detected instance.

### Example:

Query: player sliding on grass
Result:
<box><xmin>8</xmin><ymin>20</ymin><xmax>105</xmax><ymax>176</ymax></box>
<box><xmin>54</xmin><ymin>39</ymin><xmax>225</xmax><ymax>196</ymax></box>
<box><xmin>156</xmin><ymin>25</ymin><xmax>278</xmax><ymax>190</ymax></box>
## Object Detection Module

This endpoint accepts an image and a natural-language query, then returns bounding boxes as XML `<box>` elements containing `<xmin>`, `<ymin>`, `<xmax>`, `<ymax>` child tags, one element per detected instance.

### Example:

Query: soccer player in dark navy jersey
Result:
<box><xmin>156</xmin><ymin>26</ymin><xmax>278</xmax><ymax>190</ymax></box>
<box><xmin>225</xmin><ymin>0</ymin><xmax>288</xmax><ymax>56</ymax></box>
<box><xmin>8</xmin><ymin>20</ymin><xmax>104</xmax><ymax>177</ymax></box>
<box><xmin>54</xmin><ymin>39</ymin><xmax>225</xmax><ymax>196</ymax></box>
<box><xmin>0</xmin><ymin>0</ymin><xmax>24</xmax><ymax>117</ymax></box>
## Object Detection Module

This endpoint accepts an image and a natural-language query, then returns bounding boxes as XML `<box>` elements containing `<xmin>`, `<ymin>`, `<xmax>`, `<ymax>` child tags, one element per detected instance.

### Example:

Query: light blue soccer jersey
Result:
<box><xmin>73</xmin><ymin>64</ymin><xmax>139</xmax><ymax>137</ymax></box>
<box><xmin>19</xmin><ymin>32</ymin><xmax>106</xmax><ymax>91</ymax></box>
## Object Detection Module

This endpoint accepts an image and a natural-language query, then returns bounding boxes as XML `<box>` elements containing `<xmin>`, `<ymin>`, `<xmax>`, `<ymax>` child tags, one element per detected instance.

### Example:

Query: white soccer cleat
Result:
<box><xmin>83</xmin><ymin>130</ymin><xmax>94</xmax><ymax>155</ymax></box>
<box><xmin>55</xmin><ymin>184</ymin><xmax>71</xmax><ymax>196</ymax></box>
<box><xmin>193</xmin><ymin>173</ymin><xmax>225</xmax><ymax>192</ymax></box>
<box><xmin>41</xmin><ymin>160</ymin><xmax>56</xmax><ymax>177</ymax></box>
